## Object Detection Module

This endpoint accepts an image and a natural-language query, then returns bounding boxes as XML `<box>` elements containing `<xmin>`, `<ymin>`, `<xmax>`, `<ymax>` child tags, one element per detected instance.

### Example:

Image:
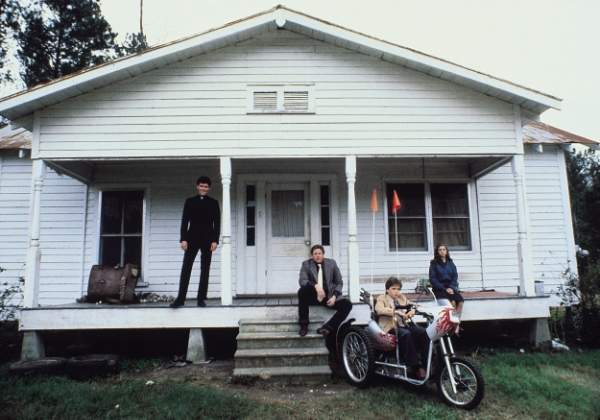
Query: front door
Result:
<box><xmin>266</xmin><ymin>182</ymin><xmax>311</xmax><ymax>294</ymax></box>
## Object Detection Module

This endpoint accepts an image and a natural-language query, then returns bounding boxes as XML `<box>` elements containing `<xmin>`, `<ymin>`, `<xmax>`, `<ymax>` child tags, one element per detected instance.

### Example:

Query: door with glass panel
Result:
<box><xmin>266</xmin><ymin>182</ymin><xmax>311</xmax><ymax>294</ymax></box>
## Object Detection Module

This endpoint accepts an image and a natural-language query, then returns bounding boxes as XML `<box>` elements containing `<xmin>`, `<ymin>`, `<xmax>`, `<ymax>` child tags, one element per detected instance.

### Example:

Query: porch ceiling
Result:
<box><xmin>44</xmin><ymin>155</ymin><xmax>510</xmax><ymax>185</ymax></box>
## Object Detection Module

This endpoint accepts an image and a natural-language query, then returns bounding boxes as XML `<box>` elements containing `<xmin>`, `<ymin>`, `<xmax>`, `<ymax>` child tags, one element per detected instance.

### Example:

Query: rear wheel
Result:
<box><xmin>436</xmin><ymin>356</ymin><xmax>484</xmax><ymax>410</ymax></box>
<box><xmin>341</xmin><ymin>326</ymin><xmax>376</xmax><ymax>388</ymax></box>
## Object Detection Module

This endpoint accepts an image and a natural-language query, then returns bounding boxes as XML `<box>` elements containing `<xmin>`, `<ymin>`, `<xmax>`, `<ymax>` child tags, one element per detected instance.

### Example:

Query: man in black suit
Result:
<box><xmin>298</xmin><ymin>244</ymin><xmax>352</xmax><ymax>337</ymax></box>
<box><xmin>171</xmin><ymin>176</ymin><xmax>221</xmax><ymax>308</ymax></box>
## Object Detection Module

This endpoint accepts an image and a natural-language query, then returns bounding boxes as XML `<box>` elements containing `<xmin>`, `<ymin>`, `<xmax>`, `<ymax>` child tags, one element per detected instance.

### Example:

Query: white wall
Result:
<box><xmin>37</xmin><ymin>30</ymin><xmax>516</xmax><ymax>160</ymax></box>
<box><xmin>524</xmin><ymin>146</ymin><xmax>576</xmax><ymax>305</ymax></box>
<box><xmin>0</xmin><ymin>151</ymin><xmax>30</xmax><ymax>313</ymax></box>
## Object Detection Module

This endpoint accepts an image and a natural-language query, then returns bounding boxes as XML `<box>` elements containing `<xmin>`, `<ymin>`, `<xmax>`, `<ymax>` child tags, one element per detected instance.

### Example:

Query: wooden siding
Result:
<box><xmin>36</xmin><ymin>168</ymin><xmax>87</xmax><ymax>305</ymax></box>
<box><xmin>37</xmin><ymin>30</ymin><xmax>517</xmax><ymax>160</ymax></box>
<box><xmin>476</xmin><ymin>163</ymin><xmax>520</xmax><ymax>292</ymax></box>
<box><xmin>524</xmin><ymin>146</ymin><xmax>574</xmax><ymax>305</ymax></box>
<box><xmin>0</xmin><ymin>152</ymin><xmax>31</xmax><ymax>305</ymax></box>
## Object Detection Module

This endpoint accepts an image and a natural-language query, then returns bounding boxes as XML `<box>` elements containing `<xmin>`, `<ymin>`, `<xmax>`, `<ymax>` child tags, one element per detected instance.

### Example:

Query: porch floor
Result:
<box><xmin>19</xmin><ymin>291</ymin><xmax>549</xmax><ymax>331</ymax></box>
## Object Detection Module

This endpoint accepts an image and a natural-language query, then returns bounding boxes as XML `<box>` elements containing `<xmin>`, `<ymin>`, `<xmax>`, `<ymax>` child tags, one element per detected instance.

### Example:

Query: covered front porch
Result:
<box><xmin>23</xmin><ymin>151</ymin><xmax>537</xmax><ymax>306</ymax></box>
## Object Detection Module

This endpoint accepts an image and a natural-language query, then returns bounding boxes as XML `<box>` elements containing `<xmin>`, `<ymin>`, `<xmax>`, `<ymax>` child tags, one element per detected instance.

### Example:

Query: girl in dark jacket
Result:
<box><xmin>429</xmin><ymin>243</ymin><xmax>464</xmax><ymax>334</ymax></box>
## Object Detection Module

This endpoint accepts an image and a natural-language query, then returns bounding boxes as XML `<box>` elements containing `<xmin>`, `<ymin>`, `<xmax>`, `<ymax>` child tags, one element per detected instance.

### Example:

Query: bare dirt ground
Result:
<box><xmin>121</xmin><ymin>359</ymin><xmax>358</xmax><ymax>402</ymax></box>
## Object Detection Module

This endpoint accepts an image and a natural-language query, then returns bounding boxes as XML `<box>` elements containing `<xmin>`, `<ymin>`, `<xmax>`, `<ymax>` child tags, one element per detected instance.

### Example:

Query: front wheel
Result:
<box><xmin>341</xmin><ymin>326</ymin><xmax>376</xmax><ymax>388</ymax></box>
<box><xmin>436</xmin><ymin>356</ymin><xmax>484</xmax><ymax>410</ymax></box>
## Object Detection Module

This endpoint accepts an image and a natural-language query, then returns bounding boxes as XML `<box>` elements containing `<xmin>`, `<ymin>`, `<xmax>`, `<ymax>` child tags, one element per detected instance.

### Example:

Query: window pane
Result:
<box><xmin>101</xmin><ymin>236</ymin><xmax>121</xmax><ymax>266</ymax></box>
<box><xmin>321</xmin><ymin>227</ymin><xmax>330</xmax><ymax>245</ymax></box>
<box><xmin>123</xmin><ymin>191</ymin><xmax>144</xmax><ymax>234</ymax></box>
<box><xmin>387</xmin><ymin>183</ymin><xmax>426</xmax><ymax>250</ymax></box>
<box><xmin>321</xmin><ymin>209</ymin><xmax>330</xmax><ymax>226</ymax></box>
<box><xmin>101</xmin><ymin>192</ymin><xmax>123</xmax><ymax>234</ymax></box>
<box><xmin>247</xmin><ymin>228</ymin><xmax>255</xmax><ymax>246</ymax></box>
<box><xmin>246</xmin><ymin>185</ymin><xmax>256</xmax><ymax>246</ymax></box>
<box><xmin>431</xmin><ymin>183</ymin><xmax>469</xmax><ymax>216</ymax></box>
<box><xmin>431</xmin><ymin>183</ymin><xmax>470</xmax><ymax>249</ymax></box>
<box><xmin>272</xmin><ymin>190</ymin><xmax>304</xmax><ymax>237</ymax></box>
<box><xmin>389</xmin><ymin>218</ymin><xmax>426</xmax><ymax>250</ymax></box>
<box><xmin>320</xmin><ymin>185</ymin><xmax>329</xmax><ymax>205</ymax></box>
<box><xmin>386</xmin><ymin>184</ymin><xmax>425</xmax><ymax>217</ymax></box>
<box><xmin>247</xmin><ymin>206</ymin><xmax>255</xmax><ymax>226</ymax></box>
<box><xmin>320</xmin><ymin>185</ymin><xmax>330</xmax><ymax>246</ymax></box>
<box><xmin>124</xmin><ymin>236</ymin><xmax>142</xmax><ymax>266</ymax></box>
<box><xmin>247</xmin><ymin>185</ymin><xmax>256</xmax><ymax>203</ymax></box>
<box><xmin>433</xmin><ymin>219</ymin><xmax>470</xmax><ymax>247</ymax></box>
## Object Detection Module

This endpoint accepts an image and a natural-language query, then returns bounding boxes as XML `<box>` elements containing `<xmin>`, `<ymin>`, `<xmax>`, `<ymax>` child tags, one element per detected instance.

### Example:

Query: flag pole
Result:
<box><xmin>392</xmin><ymin>190</ymin><xmax>401</xmax><ymax>278</ymax></box>
<box><xmin>370</xmin><ymin>190</ymin><xmax>378</xmax><ymax>290</ymax></box>
<box><xmin>395</xmin><ymin>211</ymin><xmax>399</xmax><ymax>278</ymax></box>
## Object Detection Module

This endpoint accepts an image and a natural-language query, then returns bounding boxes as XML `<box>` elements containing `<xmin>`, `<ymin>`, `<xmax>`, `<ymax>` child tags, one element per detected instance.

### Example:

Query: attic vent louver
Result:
<box><xmin>253</xmin><ymin>91</ymin><xmax>278</xmax><ymax>111</ymax></box>
<box><xmin>283</xmin><ymin>91</ymin><xmax>309</xmax><ymax>111</ymax></box>
<box><xmin>247</xmin><ymin>85</ymin><xmax>315</xmax><ymax>114</ymax></box>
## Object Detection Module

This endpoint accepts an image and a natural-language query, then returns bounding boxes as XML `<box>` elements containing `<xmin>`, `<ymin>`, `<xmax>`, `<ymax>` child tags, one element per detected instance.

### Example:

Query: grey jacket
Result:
<box><xmin>298</xmin><ymin>257</ymin><xmax>345</xmax><ymax>300</ymax></box>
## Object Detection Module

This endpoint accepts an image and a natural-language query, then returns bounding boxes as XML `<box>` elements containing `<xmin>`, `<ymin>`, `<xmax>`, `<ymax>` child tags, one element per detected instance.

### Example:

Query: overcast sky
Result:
<box><xmin>6</xmin><ymin>0</ymin><xmax>600</xmax><ymax>142</ymax></box>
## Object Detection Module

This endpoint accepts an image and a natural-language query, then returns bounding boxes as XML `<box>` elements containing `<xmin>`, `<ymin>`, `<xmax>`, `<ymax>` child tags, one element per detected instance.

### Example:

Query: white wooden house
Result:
<box><xmin>1</xmin><ymin>6</ymin><xmax>597</xmax><ymax>358</ymax></box>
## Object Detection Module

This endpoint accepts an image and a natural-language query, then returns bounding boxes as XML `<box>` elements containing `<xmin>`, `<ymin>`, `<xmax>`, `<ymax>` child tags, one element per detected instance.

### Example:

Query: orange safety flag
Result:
<box><xmin>392</xmin><ymin>190</ymin><xmax>401</xmax><ymax>213</ymax></box>
<box><xmin>371</xmin><ymin>189</ymin><xmax>378</xmax><ymax>212</ymax></box>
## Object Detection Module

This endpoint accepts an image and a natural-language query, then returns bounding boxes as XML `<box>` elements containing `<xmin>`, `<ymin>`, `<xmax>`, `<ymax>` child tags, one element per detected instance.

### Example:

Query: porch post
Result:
<box><xmin>345</xmin><ymin>156</ymin><xmax>360</xmax><ymax>302</ymax></box>
<box><xmin>24</xmin><ymin>159</ymin><xmax>46</xmax><ymax>308</ymax></box>
<box><xmin>511</xmin><ymin>155</ymin><xmax>535</xmax><ymax>296</ymax></box>
<box><xmin>220</xmin><ymin>157</ymin><xmax>233</xmax><ymax>306</ymax></box>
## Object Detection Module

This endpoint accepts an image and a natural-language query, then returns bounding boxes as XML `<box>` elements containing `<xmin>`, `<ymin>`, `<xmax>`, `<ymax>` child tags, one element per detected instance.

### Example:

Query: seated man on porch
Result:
<box><xmin>298</xmin><ymin>244</ymin><xmax>352</xmax><ymax>337</ymax></box>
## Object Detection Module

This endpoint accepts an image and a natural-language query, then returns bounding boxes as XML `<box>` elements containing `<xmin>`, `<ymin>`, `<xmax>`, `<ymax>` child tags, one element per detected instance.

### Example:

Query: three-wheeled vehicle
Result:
<box><xmin>336</xmin><ymin>288</ymin><xmax>484</xmax><ymax>410</ymax></box>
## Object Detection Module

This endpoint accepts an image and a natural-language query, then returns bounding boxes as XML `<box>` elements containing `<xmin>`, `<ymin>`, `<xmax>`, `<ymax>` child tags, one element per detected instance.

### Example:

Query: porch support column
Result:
<box><xmin>511</xmin><ymin>155</ymin><xmax>535</xmax><ymax>296</ymax></box>
<box><xmin>24</xmin><ymin>159</ymin><xmax>46</xmax><ymax>308</ymax></box>
<box><xmin>220</xmin><ymin>157</ymin><xmax>233</xmax><ymax>306</ymax></box>
<box><xmin>345</xmin><ymin>156</ymin><xmax>360</xmax><ymax>302</ymax></box>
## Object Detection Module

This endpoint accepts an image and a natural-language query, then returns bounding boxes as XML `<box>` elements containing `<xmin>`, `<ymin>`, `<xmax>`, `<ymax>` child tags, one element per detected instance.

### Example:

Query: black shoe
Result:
<box><xmin>299</xmin><ymin>325</ymin><xmax>308</xmax><ymax>336</ymax></box>
<box><xmin>316</xmin><ymin>327</ymin><xmax>330</xmax><ymax>337</ymax></box>
<box><xmin>169</xmin><ymin>301</ymin><xmax>184</xmax><ymax>308</ymax></box>
<box><xmin>197</xmin><ymin>300</ymin><xmax>206</xmax><ymax>307</ymax></box>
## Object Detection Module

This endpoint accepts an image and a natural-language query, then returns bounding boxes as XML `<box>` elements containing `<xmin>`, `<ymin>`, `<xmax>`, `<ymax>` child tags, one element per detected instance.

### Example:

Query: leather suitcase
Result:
<box><xmin>87</xmin><ymin>264</ymin><xmax>139</xmax><ymax>303</ymax></box>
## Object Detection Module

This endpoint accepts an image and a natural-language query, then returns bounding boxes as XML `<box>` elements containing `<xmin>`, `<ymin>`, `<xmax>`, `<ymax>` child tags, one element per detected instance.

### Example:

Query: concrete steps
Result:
<box><xmin>233</xmin><ymin>317</ymin><xmax>331</xmax><ymax>383</ymax></box>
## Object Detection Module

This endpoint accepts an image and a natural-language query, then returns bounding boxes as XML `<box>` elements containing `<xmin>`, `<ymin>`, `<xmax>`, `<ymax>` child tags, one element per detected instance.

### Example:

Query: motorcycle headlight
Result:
<box><xmin>449</xmin><ymin>310</ymin><xmax>461</xmax><ymax>324</ymax></box>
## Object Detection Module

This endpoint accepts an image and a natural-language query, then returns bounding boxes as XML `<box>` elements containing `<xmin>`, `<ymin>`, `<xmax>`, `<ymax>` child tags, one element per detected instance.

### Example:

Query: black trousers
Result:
<box><xmin>394</xmin><ymin>325</ymin><xmax>430</xmax><ymax>368</ymax></box>
<box><xmin>298</xmin><ymin>285</ymin><xmax>353</xmax><ymax>332</ymax></box>
<box><xmin>176</xmin><ymin>244</ymin><xmax>212</xmax><ymax>303</ymax></box>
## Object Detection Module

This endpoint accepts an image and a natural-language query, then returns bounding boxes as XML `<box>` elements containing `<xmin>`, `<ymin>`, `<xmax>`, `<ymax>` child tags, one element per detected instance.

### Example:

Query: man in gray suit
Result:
<box><xmin>298</xmin><ymin>244</ymin><xmax>352</xmax><ymax>337</ymax></box>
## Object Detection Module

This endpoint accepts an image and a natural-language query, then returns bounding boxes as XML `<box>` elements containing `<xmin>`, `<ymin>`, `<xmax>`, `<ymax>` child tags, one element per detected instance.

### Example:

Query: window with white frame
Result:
<box><xmin>247</xmin><ymin>85</ymin><xmax>315</xmax><ymax>113</ymax></box>
<box><xmin>99</xmin><ymin>190</ymin><xmax>144</xmax><ymax>269</ymax></box>
<box><xmin>386</xmin><ymin>183</ymin><xmax>471</xmax><ymax>251</ymax></box>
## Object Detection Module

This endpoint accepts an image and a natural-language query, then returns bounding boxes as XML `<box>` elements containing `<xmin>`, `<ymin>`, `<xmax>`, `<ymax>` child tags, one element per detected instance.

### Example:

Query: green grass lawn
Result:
<box><xmin>1</xmin><ymin>350</ymin><xmax>599</xmax><ymax>420</ymax></box>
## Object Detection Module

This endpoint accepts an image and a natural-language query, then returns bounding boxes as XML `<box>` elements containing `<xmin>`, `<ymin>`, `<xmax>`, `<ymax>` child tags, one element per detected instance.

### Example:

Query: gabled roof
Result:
<box><xmin>522</xmin><ymin>122</ymin><xmax>598</xmax><ymax>148</ymax></box>
<box><xmin>0</xmin><ymin>126</ymin><xmax>32</xmax><ymax>149</ymax></box>
<box><xmin>0</xmin><ymin>5</ymin><xmax>561</xmax><ymax>124</ymax></box>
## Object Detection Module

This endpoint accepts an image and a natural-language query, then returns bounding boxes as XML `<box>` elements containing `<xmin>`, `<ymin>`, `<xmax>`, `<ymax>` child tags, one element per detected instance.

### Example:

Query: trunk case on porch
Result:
<box><xmin>87</xmin><ymin>264</ymin><xmax>139</xmax><ymax>303</ymax></box>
